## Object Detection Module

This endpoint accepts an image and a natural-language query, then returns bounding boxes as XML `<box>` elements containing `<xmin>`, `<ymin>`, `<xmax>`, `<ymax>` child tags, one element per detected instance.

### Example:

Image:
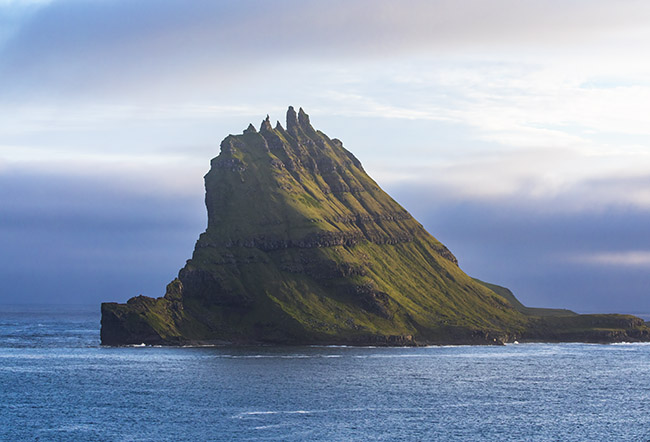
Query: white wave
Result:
<box><xmin>253</xmin><ymin>424</ymin><xmax>288</xmax><ymax>430</ymax></box>
<box><xmin>353</xmin><ymin>354</ymin><xmax>431</xmax><ymax>358</ymax></box>
<box><xmin>234</xmin><ymin>410</ymin><xmax>314</xmax><ymax>419</ymax></box>
<box><xmin>308</xmin><ymin>345</ymin><xmax>350</xmax><ymax>348</ymax></box>
<box><xmin>611</xmin><ymin>341</ymin><xmax>650</xmax><ymax>346</ymax></box>
<box><xmin>218</xmin><ymin>354</ymin><xmax>342</xmax><ymax>359</ymax></box>
<box><xmin>242</xmin><ymin>411</ymin><xmax>279</xmax><ymax>415</ymax></box>
<box><xmin>180</xmin><ymin>344</ymin><xmax>218</xmax><ymax>348</ymax></box>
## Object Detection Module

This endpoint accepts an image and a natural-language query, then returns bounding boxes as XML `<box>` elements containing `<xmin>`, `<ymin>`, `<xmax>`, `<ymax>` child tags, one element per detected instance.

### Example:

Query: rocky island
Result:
<box><xmin>101</xmin><ymin>107</ymin><xmax>650</xmax><ymax>346</ymax></box>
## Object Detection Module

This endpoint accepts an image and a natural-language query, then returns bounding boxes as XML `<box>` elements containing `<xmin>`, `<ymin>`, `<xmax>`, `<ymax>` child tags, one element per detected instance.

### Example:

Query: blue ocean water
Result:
<box><xmin>2</xmin><ymin>305</ymin><xmax>650</xmax><ymax>441</ymax></box>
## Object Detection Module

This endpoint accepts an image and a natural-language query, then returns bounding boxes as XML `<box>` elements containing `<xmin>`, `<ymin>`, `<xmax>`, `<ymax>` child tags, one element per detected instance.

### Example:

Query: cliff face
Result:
<box><xmin>101</xmin><ymin>107</ymin><xmax>650</xmax><ymax>346</ymax></box>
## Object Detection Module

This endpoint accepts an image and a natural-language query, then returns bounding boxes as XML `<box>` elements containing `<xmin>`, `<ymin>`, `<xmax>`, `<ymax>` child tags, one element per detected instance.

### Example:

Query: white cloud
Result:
<box><xmin>1</xmin><ymin>0</ymin><xmax>650</xmax><ymax>215</ymax></box>
<box><xmin>566</xmin><ymin>251</ymin><xmax>650</xmax><ymax>268</ymax></box>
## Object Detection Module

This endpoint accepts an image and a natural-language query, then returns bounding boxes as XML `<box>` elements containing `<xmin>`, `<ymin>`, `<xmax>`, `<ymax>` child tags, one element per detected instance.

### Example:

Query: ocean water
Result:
<box><xmin>1</xmin><ymin>305</ymin><xmax>650</xmax><ymax>441</ymax></box>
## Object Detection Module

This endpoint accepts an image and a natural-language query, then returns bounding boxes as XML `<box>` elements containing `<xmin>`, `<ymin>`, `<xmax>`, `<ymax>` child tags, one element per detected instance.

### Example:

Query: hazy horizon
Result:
<box><xmin>2</xmin><ymin>0</ymin><xmax>650</xmax><ymax>314</ymax></box>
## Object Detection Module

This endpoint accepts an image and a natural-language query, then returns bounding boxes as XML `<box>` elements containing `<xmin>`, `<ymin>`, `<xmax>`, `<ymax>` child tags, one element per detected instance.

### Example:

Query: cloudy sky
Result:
<box><xmin>1</xmin><ymin>0</ymin><xmax>649</xmax><ymax>314</ymax></box>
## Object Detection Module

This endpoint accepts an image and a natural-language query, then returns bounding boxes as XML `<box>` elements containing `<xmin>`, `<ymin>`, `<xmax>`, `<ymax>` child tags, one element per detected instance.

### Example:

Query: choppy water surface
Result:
<box><xmin>1</xmin><ymin>305</ymin><xmax>650</xmax><ymax>441</ymax></box>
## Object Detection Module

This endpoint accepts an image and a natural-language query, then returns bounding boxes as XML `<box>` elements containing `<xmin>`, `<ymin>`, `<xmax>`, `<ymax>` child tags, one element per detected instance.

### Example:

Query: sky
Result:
<box><xmin>1</xmin><ymin>0</ymin><xmax>649</xmax><ymax>314</ymax></box>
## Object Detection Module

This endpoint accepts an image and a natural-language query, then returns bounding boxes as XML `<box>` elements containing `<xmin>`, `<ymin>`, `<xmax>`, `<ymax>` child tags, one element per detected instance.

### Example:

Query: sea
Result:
<box><xmin>1</xmin><ymin>305</ymin><xmax>650</xmax><ymax>441</ymax></box>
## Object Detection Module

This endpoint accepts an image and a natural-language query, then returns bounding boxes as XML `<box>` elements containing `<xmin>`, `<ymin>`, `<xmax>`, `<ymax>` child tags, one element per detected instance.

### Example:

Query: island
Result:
<box><xmin>101</xmin><ymin>107</ymin><xmax>650</xmax><ymax>346</ymax></box>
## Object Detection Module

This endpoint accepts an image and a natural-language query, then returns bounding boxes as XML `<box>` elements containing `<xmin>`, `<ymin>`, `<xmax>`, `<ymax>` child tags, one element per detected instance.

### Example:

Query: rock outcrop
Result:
<box><xmin>101</xmin><ymin>107</ymin><xmax>650</xmax><ymax>346</ymax></box>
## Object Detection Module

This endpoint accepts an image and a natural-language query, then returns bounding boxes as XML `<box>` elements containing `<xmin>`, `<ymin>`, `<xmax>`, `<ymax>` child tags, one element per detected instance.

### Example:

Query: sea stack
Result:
<box><xmin>101</xmin><ymin>107</ymin><xmax>650</xmax><ymax>345</ymax></box>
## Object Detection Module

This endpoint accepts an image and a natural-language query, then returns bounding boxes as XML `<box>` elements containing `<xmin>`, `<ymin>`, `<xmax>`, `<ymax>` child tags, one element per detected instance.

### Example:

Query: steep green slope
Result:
<box><xmin>101</xmin><ymin>107</ymin><xmax>650</xmax><ymax>345</ymax></box>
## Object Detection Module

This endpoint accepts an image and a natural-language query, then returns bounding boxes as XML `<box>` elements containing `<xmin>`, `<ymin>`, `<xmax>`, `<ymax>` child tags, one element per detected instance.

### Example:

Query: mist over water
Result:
<box><xmin>1</xmin><ymin>305</ymin><xmax>650</xmax><ymax>441</ymax></box>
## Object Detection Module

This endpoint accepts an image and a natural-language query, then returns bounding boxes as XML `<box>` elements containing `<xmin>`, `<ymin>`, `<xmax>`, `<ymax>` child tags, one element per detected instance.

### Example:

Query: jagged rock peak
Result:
<box><xmin>244</xmin><ymin>123</ymin><xmax>257</xmax><ymax>134</ymax></box>
<box><xmin>298</xmin><ymin>107</ymin><xmax>312</xmax><ymax>129</ymax></box>
<box><xmin>286</xmin><ymin>106</ymin><xmax>298</xmax><ymax>131</ymax></box>
<box><xmin>260</xmin><ymin>114</ymin><xmax>273</xmax><ymax>132</ymax></box>
<box><xmin>275</xmin><ymin>120</ymin><xmax>284</xmax><ymax>131</ymax></box>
